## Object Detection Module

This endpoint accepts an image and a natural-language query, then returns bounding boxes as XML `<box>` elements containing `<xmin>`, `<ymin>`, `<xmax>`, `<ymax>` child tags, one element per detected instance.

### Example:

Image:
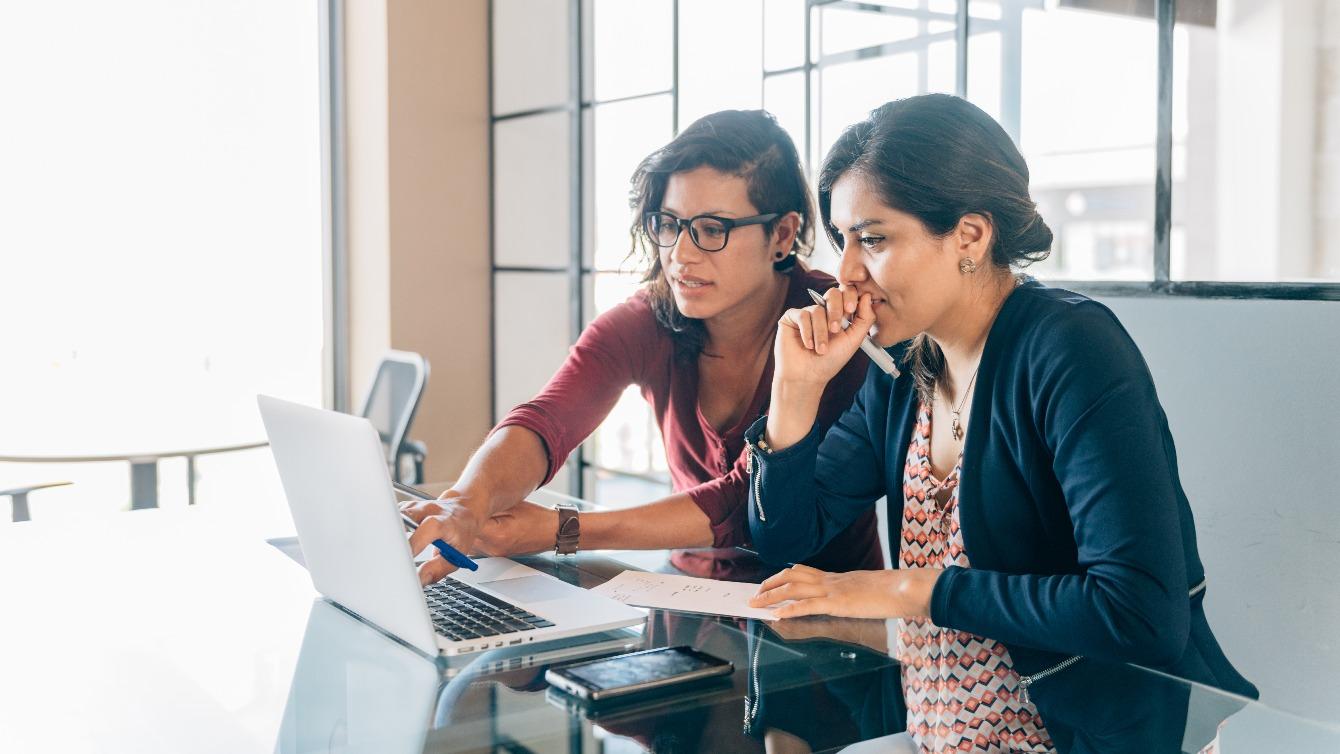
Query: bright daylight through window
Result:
<box><xmin>0</xmin><ymin>1</ymin><xmax>325</xmax><ymax>526</ymax></box>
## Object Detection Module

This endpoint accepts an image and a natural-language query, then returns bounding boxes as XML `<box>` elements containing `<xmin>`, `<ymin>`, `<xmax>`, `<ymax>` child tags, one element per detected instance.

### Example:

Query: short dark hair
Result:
<box><xmin>628</xmin><ymin>109</ymin><xmax>816</xmax><ymax>360</ymax></box>
<box><xmin>817</xmin><ymin>94</ymin><xmax>1054</xmax><ymax>401</ymax></box>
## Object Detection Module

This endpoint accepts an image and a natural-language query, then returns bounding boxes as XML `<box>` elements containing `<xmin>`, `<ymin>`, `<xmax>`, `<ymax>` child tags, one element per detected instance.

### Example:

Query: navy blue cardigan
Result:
<box><xmin>745</xmin><ymin>280</ymin><xmax>1256</xmax><ymax>743</ymax></box>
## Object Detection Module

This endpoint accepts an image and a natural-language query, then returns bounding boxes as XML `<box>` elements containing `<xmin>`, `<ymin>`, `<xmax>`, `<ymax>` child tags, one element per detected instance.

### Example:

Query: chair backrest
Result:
<box><xmin>357</xmin><ymin>351</ymin><xmax>430</xmax><ymax>468</ymax></box>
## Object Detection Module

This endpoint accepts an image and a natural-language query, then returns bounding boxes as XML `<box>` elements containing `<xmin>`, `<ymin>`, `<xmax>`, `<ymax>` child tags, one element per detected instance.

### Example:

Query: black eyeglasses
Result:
<box><xmin>643</xmin><ymin>211</ymin><xmax>779</xmax><ymax>252</ymax></box>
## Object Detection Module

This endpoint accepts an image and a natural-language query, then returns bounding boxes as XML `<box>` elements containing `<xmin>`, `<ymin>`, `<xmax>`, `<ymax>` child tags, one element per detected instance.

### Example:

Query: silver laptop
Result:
<box><xmin>258</xmin><ymin>394</ymin><xmax>645</xmax><ymax>657</ymax></box>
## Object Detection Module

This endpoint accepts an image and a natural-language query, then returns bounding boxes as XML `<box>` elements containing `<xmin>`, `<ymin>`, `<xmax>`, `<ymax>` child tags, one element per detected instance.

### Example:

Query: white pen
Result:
<box><xmin>806</xmin><ymin>288</ymin><xmax>900</xmax><ymax>377</ymax></box>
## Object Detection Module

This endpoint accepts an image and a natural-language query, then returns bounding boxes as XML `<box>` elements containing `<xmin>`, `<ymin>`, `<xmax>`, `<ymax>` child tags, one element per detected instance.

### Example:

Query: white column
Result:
<box><xmin>1214</xmin><ymin>0</ymin><xmax>1319</xmax><ymax>280</ymax></box>
<box><xmin>346</xmin><ymin>0</ymin><xmax>492</xmax><ymax>481</ymax></box>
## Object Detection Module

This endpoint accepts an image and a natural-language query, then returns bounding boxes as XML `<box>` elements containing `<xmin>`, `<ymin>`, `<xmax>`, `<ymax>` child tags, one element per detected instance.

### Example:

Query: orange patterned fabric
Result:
<box><xmin>895</xmin><ymin>402</ymin><xmax>1054</xmax><ymax>753</ymax></box>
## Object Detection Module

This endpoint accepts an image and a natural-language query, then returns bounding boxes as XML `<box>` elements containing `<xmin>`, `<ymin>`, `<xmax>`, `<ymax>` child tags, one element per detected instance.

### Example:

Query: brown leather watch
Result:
<box><xmin>555</xmin><ymin>503</ymin><xmax>580</xmax><ymax>556</ymax></box>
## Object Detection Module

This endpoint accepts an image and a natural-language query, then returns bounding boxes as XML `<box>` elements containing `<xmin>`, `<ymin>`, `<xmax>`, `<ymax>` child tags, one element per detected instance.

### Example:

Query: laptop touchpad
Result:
<box><xmin>480</xmin><ymin>575</ymin><xmax>574</xmax><ymax>603</ymax></box>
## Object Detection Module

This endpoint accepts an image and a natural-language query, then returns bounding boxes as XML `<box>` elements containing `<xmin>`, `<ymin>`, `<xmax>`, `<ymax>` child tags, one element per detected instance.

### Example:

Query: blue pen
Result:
<box><xmin>396</xmin><ymin>483</ymin><xmax>480</xmax><ymax>572</ymax></box>
<box><xmin>430</xmin><ymin>538</ymin><xmax>479</xmax><ymax>572</ymax></box>
<box><xmin>399</xmin><ymin>513</ymin><xmax>480</xmax><ymax>572</ymax></box>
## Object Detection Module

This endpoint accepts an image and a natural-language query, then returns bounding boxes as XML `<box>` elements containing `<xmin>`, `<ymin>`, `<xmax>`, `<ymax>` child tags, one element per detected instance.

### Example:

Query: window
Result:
<box><xmin>969</xmin><ymin>0</ymin><xmax>1159</xmax><ymax>281</ymax></box>
<box><xmin>491</xmin><ymin>0</ymin><xmax>1340</xmax><ymax>504</ymax></box>
<box><xmin>0</xmin><ymin>1</ymin><xmax>327</xmax><ymax>524</ymax></box>
<box><xmin>1173</xmin><ymin>0</ymin><xmax>1340</xmax><ymax>282</ymax></box>
<box><xmin>490</xmin><ymin>0</ymin><xmax>679</xmax><ymax>504</ymax></box>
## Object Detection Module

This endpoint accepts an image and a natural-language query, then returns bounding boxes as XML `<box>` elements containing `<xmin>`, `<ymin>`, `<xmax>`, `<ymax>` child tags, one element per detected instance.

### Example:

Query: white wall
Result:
<box><xmin>1098</xmin><ymin>294</ymin><xmax>1340</xmax><ymax>723</ymax></box>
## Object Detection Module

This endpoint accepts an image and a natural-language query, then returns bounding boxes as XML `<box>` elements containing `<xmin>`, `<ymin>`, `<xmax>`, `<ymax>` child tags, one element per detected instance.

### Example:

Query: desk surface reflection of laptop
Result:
<box><xmin>258</xmin><ymin>395</ymin><xmax>645</xmax><ymax>658</ymax></box>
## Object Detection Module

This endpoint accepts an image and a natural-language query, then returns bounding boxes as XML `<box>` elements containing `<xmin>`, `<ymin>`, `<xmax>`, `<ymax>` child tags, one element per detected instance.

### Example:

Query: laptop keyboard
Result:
<box><xmin>425</xmin><ymin>578</ymin><xmax>555</xmax><ymax>642</ymax></box>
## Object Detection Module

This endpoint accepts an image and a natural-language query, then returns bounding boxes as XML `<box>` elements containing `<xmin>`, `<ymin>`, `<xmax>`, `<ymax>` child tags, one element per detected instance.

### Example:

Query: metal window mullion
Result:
<box><xmin>672</xmin><ymin>0</ymin><xmax>680</xmax><ymax>134</ymax></box>
<box><xmin>493</xmin><ymin>103</ymin><xmax>575</xmax><ymax>122</ymax></box>
<box><xmin>759</xmin><ymin>0</ymin><xmax>766</xmax><ymax>108</ymax></box>
<box><xmin>805</xmin><ymin>1</ymin><xmax>815</xmax><ymax>175</ymax></box>
<box><xmin>494</xmin><ymin>264</ymin><xmax>570</xmax><ymax>274</ymax></box>
<box><xmin>955</xmin><ymin>0</ymin><xmax>968</xmax><ymax>98</ymax></box>
<box><xmin>487</xmin><ymin>0</ymin><xmax>498</xmax><ymax>424</ymax></box>
<box><xmin>1053</xmin><ymin>280</ymin><xmax>1340</xmax><ymax>302</ymax></box>
<box><xmin>585</xmin><ymin>89</ymin><xmax>674</xmax><ymax>109</ymax></box>
<box><xmin>318</xmin><ymin>0</ymin><xmax>349</xmax><ymax>413</ymax></box>
<box><xmin>916</xmin><ymin>2</ymin><xmax>928</xmax><ymax>94</ymax></box>
<box><xmin>1154</xmin><ymin>0</ymin><xmax>1175</xmax><ymax>284</ymax></box>
<box><xmin>568</xmin><ymin>0</ymin><xmax>586</xmax><ymax>499</ymax></box>
<box><xmin>998</xmin><ymin>2</ymin><xmax>1023</xmax><ymax>143</ymax></box>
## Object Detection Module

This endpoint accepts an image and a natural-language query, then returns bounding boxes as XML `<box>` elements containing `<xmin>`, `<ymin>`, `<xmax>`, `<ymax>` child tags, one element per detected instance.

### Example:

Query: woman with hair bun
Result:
<box><xmin>746</xmin><ymin>94</ymin><xmax>1256</xmax><ymax>752</ymax></box>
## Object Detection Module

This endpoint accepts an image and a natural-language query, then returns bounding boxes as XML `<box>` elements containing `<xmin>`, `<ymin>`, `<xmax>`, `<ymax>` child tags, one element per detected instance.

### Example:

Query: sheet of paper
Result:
<box><xmin>591</xmin><ymin>570</ymin><xmax>784</xmax><ymax>621</ymax></box>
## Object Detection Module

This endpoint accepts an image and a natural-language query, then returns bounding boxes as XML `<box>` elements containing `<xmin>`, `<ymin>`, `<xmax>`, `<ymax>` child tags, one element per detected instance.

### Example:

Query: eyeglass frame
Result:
<box><xmin>642</xmin><ymin>211</ymin><xmax>781</xmax><ymax>252</ymax></box>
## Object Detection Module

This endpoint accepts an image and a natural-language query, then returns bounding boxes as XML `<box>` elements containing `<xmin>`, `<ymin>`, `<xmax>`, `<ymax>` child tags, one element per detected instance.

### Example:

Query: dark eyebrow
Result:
<box><xmin>659</xmin><ymin>208</ymin><xmax>738</xmax><ymax>218</ymax></box>
<box><xmin>848</xmin><ymin>219</ymin><xmax>886</xmax><ymax>233</ymax></box>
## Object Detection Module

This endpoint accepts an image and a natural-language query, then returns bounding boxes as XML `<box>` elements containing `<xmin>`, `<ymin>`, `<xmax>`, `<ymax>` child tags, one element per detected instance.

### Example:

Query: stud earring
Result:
<box><xmin>959</xmin><ymin>257</ymin><xmax>978</xmax><ymax>274</ymax></box>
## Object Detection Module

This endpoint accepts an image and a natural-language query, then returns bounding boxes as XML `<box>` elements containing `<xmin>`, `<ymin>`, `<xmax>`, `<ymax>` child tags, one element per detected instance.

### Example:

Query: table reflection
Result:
<box><xmin>272</xmin><ymin>550</ymin><xmax>1327</xmax><ymax>754</ymax></box>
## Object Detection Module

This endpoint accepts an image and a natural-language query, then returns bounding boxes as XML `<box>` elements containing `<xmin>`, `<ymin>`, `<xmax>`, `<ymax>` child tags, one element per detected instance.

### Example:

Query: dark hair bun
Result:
<box><xmin>819</xmin><ymin>94</ymin><xmax>1053</xmax><ymax>269</ymax></box>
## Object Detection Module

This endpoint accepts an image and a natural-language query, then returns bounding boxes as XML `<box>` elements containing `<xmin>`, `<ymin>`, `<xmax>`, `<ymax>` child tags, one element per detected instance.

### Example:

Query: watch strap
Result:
<box><xmin>555</xmin><ymin>504</ymin><xmax>580</xmax><ymax>556</ymax></box>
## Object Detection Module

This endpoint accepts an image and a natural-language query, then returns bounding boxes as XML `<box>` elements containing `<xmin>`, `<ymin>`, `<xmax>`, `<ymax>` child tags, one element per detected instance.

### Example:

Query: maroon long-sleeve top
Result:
<box><xmin>496</xmin><ymin>265</ymin><xmax>883</xmax><ymax>577</ymax></box>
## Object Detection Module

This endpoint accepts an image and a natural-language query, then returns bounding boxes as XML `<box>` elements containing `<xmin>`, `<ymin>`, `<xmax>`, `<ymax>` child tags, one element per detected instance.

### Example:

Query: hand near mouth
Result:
<box><xmin>773</xmin><ymin>287</ymin><xmax>876</xmax><ymax>388</ymax></box>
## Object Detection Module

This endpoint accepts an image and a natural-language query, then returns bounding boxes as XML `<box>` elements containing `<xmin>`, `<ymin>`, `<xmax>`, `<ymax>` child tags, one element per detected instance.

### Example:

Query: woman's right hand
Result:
<box><xmin>773</xmin><ymin>286</ymin><xmax>875</xmax><ymax>389</ymax></box>
<box><xmin>402</xmin><ymin>494</ymin><xmax>484</xmax><ymax>585</ymax></box>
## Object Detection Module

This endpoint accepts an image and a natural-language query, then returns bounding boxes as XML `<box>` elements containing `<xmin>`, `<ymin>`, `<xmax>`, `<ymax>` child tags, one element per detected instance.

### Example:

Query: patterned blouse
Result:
<box><xmin>894</xmin><ymin>401</ymin><xmax>1223</xmax><ymax>753</ymax></box>
<box><xmin>895</xmin><ymin>402</ymin><xmax>1054</xmax><ymax>753</ymax></box>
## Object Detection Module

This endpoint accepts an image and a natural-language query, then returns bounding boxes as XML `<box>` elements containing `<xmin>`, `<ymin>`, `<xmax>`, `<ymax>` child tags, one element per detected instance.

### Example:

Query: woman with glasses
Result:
<box><xmin>403</xmin><ymin>110</ymin><xmax>880</xmax><ymax>581</ymax></box>
<box><xmin>745</xmin><ymin>95</ymin><xmax>1256</xmax><ymax>752</ymax></box>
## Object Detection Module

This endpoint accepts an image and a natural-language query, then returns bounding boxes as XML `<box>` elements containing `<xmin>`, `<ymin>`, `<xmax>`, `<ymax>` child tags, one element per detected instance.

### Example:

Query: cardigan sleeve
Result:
<box><xmin>745</xmin><ymin>361</ymin><xmax>888</xmax><ymax>565</ymax></box>
<box><xmin>493</xmin><ymin>298</ymin><xmax>654</xmax><ymax>486</ymax></box>
<box><xmin>930</xmin><ymin>302</ymin><xmax>1192</xmax><ymax>667</ymax></box>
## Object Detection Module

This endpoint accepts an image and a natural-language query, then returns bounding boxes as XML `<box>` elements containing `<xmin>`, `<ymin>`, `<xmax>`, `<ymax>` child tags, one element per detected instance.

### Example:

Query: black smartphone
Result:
<box><xmin>544</xmin><ymin>646</ymin><xmax>733</xmax><ymax>702</ymax></box>
<box><xmin>545</xmin><ymin>680</ymin><xmax>738</xmax><ymax>722</ymax></box>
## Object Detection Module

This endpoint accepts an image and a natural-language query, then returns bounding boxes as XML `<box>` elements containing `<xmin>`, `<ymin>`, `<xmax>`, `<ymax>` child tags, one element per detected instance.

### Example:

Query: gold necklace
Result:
<box><xmin>949</xmin><ymin>365</ymin><xmax>979</xmax><ymax>442</ymax></box>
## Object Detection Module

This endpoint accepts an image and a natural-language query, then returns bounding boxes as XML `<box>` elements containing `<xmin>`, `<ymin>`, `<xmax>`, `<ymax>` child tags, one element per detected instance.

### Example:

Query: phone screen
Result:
<box><xmin>563</xmin><ymin>648</ymin><xmax>723</xmax><ymax>691</ymax></box>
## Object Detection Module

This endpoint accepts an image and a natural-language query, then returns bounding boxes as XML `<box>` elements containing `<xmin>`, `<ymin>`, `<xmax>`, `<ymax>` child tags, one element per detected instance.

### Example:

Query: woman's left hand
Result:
<box><xmin>749</xmin><ymin>563</ymin><xmax>942</xmax><ymax>620</ymax></box>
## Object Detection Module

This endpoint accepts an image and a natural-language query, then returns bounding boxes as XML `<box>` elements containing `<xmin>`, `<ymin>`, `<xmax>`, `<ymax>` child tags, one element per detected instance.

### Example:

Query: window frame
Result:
<box><xmin>808</xmin><ymin>0</ymin><xmax>1340</xmax><ymax>300</ymax></box>
<box><xmin>488</xmin><ymin>0</ymin><xmax>683</xmax><ymax>498</ymax></box>
<box><xmin>485</xmin><ymin>0</ymin><xmax>1340</xmax><ymax>305</ymax></box>
<box><xmin>485</xmin><ymin>0</ymin><xmax>1340</xmax><ymax>500</ymax></box>
<box><xmin>320</xmin><ymin>0</ymin><xmax>351</xmax><ymax>412</ymax></box>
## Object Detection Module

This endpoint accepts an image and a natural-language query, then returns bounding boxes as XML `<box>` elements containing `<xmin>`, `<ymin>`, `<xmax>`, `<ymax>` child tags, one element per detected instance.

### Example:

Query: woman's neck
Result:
<box><xmin>703</xmin><ymin>271</ymin><xmax>791</xmax><ymax>359</ymax></box>
<box><xmin>928</xmin><ymin>271</ymin><xmax>1016</xmax><ymax>392</ymax></box>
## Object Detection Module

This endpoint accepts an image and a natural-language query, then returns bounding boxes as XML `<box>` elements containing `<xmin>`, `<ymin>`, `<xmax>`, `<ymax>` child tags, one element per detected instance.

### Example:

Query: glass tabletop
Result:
<box><xmin>3</xmin><ymin>506</ymin><xmax>1336</xmax><ymax>753</ymax></box>
<box><xmin>275</xmin><ymin>546</ymin><xmax>1340</xmax><ymax>754</ymax></box>
<box><xmin>276</xmin><ymin>550</ymin><xmax>907</xmax><ymax>754</ymax></box>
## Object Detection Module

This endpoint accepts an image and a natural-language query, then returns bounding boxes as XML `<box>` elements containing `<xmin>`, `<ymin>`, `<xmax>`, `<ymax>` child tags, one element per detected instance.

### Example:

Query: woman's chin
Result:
<box><xmin>673</xmin><ymin>296</ymin><xmax>711</xmax><ymax>320</ymax></box>
<box><xmin>870</xmin><ymin>322</ymin><xmax>909</xmax><ymax>348</ymax></box>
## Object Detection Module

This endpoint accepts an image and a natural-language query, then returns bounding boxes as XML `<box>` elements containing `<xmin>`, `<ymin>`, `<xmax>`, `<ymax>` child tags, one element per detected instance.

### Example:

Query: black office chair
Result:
<box><xmin>2</xmin><ymin>481</ymin><xmax>72</xmax><ymax>522</ymax></box>
<box><xmin>359</xmin><ymin>351</ymin><xmax>430</xmax><ymax>485</ymax></box>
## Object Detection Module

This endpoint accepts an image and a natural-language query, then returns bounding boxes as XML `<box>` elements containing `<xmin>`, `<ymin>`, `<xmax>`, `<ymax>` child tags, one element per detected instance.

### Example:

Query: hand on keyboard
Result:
<box><xmin>403</xmin><ymin>496</ymin><xmax>483</xmax><ymax>585</ymax></box>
